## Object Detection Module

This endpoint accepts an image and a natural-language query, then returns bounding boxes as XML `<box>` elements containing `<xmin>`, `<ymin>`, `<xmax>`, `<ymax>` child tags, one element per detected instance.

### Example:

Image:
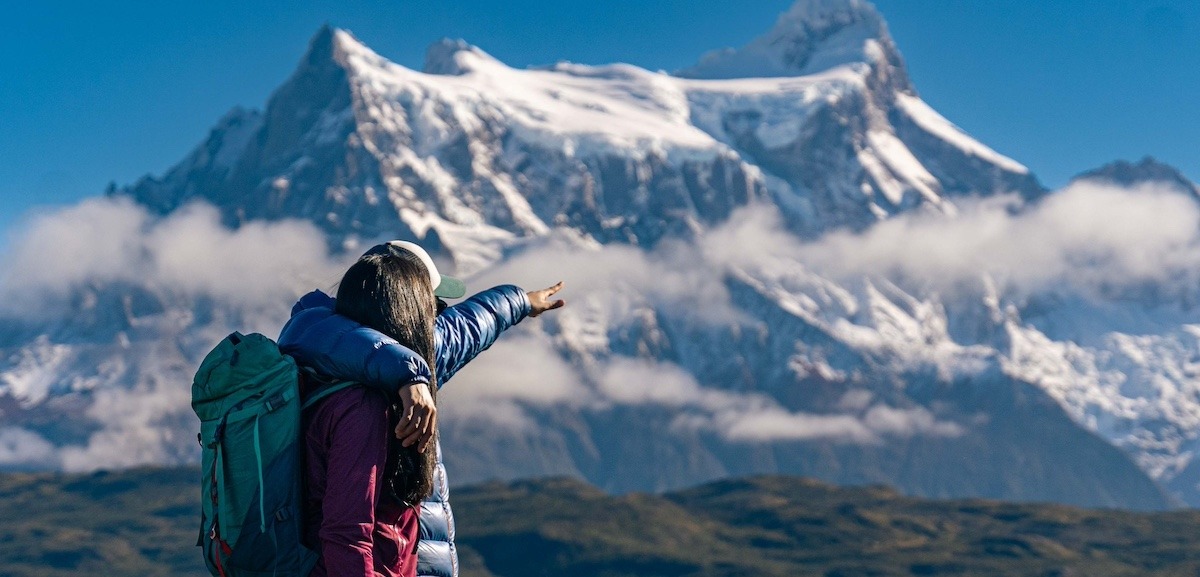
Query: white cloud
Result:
<box><xmin>439</xmin><ymin>398</ymin><xmax>540</xmax><ymax>432</ymax></box>
<box><xmin>701</xmin><ymin>201</ymin><xmax>807</xmax><ymax>271</ymax></box>
<box><xmin>443</xmin><ymin>333</ymin><xmax>587</xmax><ymax>405</ymax></box>
<box><xmin>0</xmin><ymin>197</ymin><xmax>149</xmax><ymax>301</ymax></box>
<box><xmin>0</xmin><ymin>198</ymin><xmax>347</xmax><ymax>471</ymax></box>
<box><xmin>442</xmin><ymin>343</ymin><xmax>965</xmax><ymax>444</ymax></box>
<box><xmin>596</xmin><ymin>357</ymin><xmax>712</xmax><ymax>407</ymax></box>
<box><xmin>597</xmin><ymin>358</ymin><xmax>963</xmax><ymax>443</ymax></box>
<box><xmin>0</xmin><ymin>427</ymin><xmax>58</xmax><ymax>468</ymax></box>
<box><xmin>702</xmin><ymin>407</ymin><xmax>876</xmax><ymax>443</ymax></box>
<box><xmin>146</xmin><ymin>203</ymin><xmax>343</xmax><ymax>309</ymax></box>
<box><xmin>465</xmin><ymin>231</ymin><xmax>741</xmax><ymax>326</ymax></box>
<box><xmin>862</xmin><ymin>404</ymin><xmax>964</xmax><ymax>438</ymax></box>
<box><xmin>794</xmin><ymin>182</ymin><xmax>1200</xmax><ymax>295</ymax></box>
<box><xmin>837</xmin><ymin>389</ymin><xmax>876</xmax><ymax>411</ymax></box>
<box><xmin>702</xmin><ymin>402</ymin><xmax>963</xmax><ymax>443</ymax></box>
<box><xmin>439</xmin><ymin>331</ymin><xmax>592</xmax><ymax>431</ymax></box>
<box><xmin>59</xmin><ymin>376</ymin><xmax>197</xmax><ymax>472</ymax></box>
<box><xmin>0</xmin><ymin>198</ymin><xmax>345</xmax><ymax>317</ymax></box>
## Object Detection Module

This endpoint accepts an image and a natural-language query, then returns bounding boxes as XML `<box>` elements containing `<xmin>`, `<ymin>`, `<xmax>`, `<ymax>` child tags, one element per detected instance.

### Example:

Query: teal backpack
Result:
<box><xmin>191</xmin><ymin>332</ymin><xmax>352</xmax><ymax>577</ymax></box>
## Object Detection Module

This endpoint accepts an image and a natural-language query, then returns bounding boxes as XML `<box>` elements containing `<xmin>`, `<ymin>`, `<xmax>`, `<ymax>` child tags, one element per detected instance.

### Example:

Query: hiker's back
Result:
<box><xmin>300</xmin><ymin>384</ymin><xmax>419</xmax><ymax>577</ymax></box>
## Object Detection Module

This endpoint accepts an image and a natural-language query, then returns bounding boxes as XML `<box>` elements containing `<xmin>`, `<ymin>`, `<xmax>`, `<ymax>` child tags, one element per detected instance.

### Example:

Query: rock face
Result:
<box><xmin>2</xmin><ymin>0</ymin><xmax>1194</xmax><ymax>510</ymax></box>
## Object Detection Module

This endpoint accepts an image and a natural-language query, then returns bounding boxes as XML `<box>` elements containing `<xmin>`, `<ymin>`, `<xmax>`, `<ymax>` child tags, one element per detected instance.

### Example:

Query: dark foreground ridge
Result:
<box><xmin>3</xmin><ymin>467</ymin><xmax>1200</xmax><ymax>577</ymax></box>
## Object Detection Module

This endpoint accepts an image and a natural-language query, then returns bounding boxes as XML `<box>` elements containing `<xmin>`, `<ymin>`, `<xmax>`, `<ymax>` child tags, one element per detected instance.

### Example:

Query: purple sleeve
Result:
<box><xmin>317</xmin><ymin>389</ymin><xmax>390</xmax><ymax>577</ymax></box>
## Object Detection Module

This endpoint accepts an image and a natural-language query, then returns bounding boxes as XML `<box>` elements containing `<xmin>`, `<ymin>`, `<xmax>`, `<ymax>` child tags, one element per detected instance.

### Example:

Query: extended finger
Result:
<box><xmin>543</xmin><ymin>281</ymin><xmax>564</xmax><ymax>296</ymax></box>
<box><xmin>396</xmin><ymin>415</ymin><xmax>420</xmax><ymax>443</ymax></box>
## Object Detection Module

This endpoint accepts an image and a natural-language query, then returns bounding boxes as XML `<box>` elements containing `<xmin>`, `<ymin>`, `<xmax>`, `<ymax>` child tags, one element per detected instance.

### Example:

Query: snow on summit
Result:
<box><xmin>677</xmin><ymin>0</ymin><xmax>905</xmax><ymax>82</ymax></box>
<box><xmin>295</xmin><ymin>15</ymin><xmax>1034</xmax><ymax>246</ymax></box>
<box><xmin>333</xmin><ymin>29</ymin><xmax>721</xmax><ymax>159</ymax></box>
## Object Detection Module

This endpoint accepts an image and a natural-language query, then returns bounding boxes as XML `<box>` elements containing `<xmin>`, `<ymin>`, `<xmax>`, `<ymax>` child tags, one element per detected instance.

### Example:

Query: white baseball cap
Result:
<box><xmin>361</xmin><ymin>240</ymin><xmax>466</xmax><ymax>299</ymax></box>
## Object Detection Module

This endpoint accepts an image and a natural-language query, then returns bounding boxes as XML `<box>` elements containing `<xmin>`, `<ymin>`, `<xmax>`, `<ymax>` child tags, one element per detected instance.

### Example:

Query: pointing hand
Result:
<box><xmin>528</xmin><ymin>281</ymin><xmax>566</xmax><ymax>317</ymax></box>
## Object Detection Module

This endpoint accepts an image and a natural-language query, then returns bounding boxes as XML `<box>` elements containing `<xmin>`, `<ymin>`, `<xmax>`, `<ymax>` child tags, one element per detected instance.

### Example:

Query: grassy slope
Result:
<box><xmin>0</xmin><ymin>468</ymin><xmax>200</xmax><ymax>577</ymax></box>
<box><xmin>2</xmin><ymin>468</ymin><xmax>1200</xmax><ymax>577</ymax></box>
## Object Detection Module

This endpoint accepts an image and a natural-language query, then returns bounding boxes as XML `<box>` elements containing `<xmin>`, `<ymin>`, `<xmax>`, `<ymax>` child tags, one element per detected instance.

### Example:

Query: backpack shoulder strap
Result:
<box><xmin>300</xmin><ymin>380</ymin><xmax>358</xmax><ymax>411</ymax></box>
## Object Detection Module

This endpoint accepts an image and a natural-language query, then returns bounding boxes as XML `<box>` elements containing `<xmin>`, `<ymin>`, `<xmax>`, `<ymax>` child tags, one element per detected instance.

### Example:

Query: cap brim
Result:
<box><xmin>434</xmin><ymin>275</ymin><xmax>466</xmax><ymax>299</ymax></box>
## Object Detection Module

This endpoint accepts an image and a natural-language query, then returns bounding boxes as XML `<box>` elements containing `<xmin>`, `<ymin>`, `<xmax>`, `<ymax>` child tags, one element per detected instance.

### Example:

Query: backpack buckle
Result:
<box><xmin>264</xmin><ymin>393</ymin><xmax>287</xmax><ymax>412</ymax></box>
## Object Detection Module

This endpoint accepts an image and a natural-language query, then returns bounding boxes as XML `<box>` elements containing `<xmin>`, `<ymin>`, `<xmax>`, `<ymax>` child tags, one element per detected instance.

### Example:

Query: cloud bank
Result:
<box><xmin>443</xmin><ymin>332</ymin><xmax>963</xmax><ymax>444</ymax></box>
<box><xmin>795</xmin><ymin>181</ymin><xmax>1200</xmax><ymax>295</ymax></box>
<box><xmin>4</xmin><ymin>177</ymin><xmax>1196</xmax><ymax>471</ymax></box>
<box><xmin>0</xmin><ymin>197</ymin><xmax>344</xmax><ymax>317</ymax></box>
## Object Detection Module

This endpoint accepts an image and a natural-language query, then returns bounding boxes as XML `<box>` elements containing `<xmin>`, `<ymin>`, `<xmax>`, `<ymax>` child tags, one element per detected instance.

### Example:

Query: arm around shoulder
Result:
<box><xmin>279</xmin><ymin>296</ymin><xmax>433</xmax><ymax>390</ymax></box>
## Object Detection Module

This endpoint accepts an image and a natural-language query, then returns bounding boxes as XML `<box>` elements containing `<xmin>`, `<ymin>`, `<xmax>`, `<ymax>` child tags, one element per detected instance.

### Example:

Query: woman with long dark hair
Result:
<box><xmin>335</xmin><ymin>248</ymin><xmax>442</xmax><ymax>510</ymax></box>
<box><xmin>280</xmin><ymin>241</ymin><xmax>564</xmax><ymax>577</ymax></box>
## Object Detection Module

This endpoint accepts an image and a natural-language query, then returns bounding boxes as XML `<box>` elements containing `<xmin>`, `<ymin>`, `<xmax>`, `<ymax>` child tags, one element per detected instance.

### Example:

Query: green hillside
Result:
<box><xmin>2</xmin><ymin>468</ymin><xmax>1200</xmax><ymax>576</ymax></box>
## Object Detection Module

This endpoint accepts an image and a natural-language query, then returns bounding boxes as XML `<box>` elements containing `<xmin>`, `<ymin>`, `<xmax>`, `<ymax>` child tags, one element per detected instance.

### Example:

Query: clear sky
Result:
<box><xmin>2</xmin><ymin>0</ymin><xmax>1197</xmax><ymax>237</ymax></box>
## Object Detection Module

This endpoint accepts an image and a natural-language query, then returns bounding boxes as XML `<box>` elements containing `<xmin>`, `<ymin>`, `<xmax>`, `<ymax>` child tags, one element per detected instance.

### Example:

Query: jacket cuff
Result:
<box><xmin>501</xmin><ymin>284</ymin><xmax>533</xmax><ymax>321</ymax></box>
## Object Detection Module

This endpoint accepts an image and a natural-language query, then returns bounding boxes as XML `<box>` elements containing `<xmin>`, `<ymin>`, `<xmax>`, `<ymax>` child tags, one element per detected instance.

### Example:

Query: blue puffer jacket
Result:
<box><xmin>278</xmin><ymin>285</ymin><xmax>531</xmax><ymax>577</ymax></box>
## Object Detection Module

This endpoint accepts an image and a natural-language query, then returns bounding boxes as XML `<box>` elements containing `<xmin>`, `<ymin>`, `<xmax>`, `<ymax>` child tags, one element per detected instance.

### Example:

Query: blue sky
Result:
<box><xmin>2</xmin><ymin>0</ymin><xmax>1197</xmax><ymax>237</ymax></box>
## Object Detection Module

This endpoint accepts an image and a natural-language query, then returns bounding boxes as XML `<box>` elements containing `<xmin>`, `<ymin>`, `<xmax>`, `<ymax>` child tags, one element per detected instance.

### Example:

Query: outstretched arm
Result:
<box><xmin>434</xmin><ymin>285</ymin><xmax>527</xmax><ymax>382</ymax></box>
<box><xmin>434</xmin><ymin>282</ymin><xmax>566</xmax><ymax>382</ymax></box>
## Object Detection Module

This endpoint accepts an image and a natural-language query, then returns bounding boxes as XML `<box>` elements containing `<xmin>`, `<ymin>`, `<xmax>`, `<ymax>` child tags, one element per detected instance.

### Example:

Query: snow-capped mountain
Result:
<box><xmin>2</xmin><ymin>0</ymin><xmax>1195</xmax><ymax>510</ymax></box>
<box><xmin>120</xmin><ymin>3</ymin><xmax>1039</xmax><ymax>264</ymax></box>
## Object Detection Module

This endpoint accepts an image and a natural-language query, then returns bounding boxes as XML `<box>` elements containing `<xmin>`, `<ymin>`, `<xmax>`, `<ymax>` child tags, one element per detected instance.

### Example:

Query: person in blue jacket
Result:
<box><xmin>278</xmin><ymin>240</ymin><xmax>565</xmax><ymax>577</ymax></box>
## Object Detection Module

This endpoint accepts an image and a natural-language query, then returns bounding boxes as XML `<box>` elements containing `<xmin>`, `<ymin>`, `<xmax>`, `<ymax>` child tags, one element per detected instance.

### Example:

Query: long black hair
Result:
<box><xmin>335</xmin><ymin>250</ymin><xmax>439</xmax><ymax>506</ymax></box>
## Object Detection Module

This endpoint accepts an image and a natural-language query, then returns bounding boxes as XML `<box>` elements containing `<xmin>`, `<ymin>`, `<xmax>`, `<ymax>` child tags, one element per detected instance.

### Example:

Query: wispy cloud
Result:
<box><xmin>466</xmin><ymin>231</ymin><xmax>742</xmax><ymax>326</ymax></box>
<box><xmin>439</xmin><ymin>332</ymin><xmax>592</xmax><ymax>431</ymax></box>
<box><xmin>0</xmin><ymin>198</ymin><xmax>344</xmax><ymax>317</ymax></box>
<box><xmin>444</xmin><ymin>337</ymin><xmax>964</xmax><ymax>444</ymax></box>
<box><xmin>794</xmin><ymin>181</ymin><xmax>1200</xmax><ymax>295</ymax></box>
<box><xmin>600</xmin><ymin>358</ymin><xmax>962</xmax><ymax>443</ymax></box>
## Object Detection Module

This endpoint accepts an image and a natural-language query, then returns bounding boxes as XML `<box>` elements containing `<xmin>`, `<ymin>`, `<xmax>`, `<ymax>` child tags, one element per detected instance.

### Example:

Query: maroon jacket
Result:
<box><xmin>302</xmin><ymin>385</ymin><xmax>420</xmax><ymax>577</ymax></box>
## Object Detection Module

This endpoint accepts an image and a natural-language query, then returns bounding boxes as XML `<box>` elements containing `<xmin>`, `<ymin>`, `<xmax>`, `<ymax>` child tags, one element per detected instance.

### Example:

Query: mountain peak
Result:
<box><xmin>301</xmin><ymin>24</ymin><xmax>338</xmax><ymax>68</ymax></box>
<box><xmin>677</xmin><ymin>0</ymin><xmax>907</xmax><ymax>87</ymax></box>
<box><xmin>296</xmin><ymin>26</ymin><xmax>384</xmax><ymax>72</ymax></box>
<box><xmin>1073</xmin><ymin>157</ymin><xmax>1200</xmax><ymax>198</ymax></box>
<box><xmin>423</xmin><ymin>38</ymin><xmax>503</xmax><ymax>75</ymax></box>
